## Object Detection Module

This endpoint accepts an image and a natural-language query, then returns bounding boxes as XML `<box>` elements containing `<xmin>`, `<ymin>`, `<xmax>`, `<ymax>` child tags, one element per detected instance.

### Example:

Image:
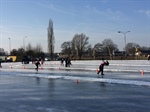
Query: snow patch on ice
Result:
<box><xmin>18</xmin><ymin>74</ymin><xmax>150</xmax><ymax>87</ymax></box>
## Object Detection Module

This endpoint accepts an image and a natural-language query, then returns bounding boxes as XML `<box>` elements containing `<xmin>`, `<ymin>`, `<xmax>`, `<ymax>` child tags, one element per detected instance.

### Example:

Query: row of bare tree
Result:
<box><xmin>7</xmin><ymin>19</ymin><xmax>150</xmax><ymax>61</ymax></box>
<box><xmin>10</xmin><ymin>43</ymin><xmax>45</xmax><ymax>61</ymax></box>
<box><xmin>61</xmin><ymin>33</ymin><xmax>150</xmax><ymax>59</ymax></box>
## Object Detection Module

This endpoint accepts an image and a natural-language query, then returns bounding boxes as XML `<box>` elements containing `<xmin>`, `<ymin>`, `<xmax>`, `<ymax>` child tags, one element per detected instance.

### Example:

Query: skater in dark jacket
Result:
<box><xmin>65</xmin><ymin>57</ymin><xmax>68</xmax><ymax>67</ymax></box>
<box><xmin>35</xmin><ymin>60</ymin><xmax>40</xmax><ymax>71</ymax></box>
<box><xmin>97</xmin><ymin>59</ymin><xmax>109</xmax><ymax>78</ymax></box>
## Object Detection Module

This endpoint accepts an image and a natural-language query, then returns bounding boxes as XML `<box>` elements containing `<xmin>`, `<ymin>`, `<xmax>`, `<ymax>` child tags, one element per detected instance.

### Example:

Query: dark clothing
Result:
<box><xmin>65</xmin><ymin>58</ymin><xmax>68</xmax><ymax>67</ymax></box>
<box><xmin>35</xmin><ymin>61</ymin><xmax>40</xmax><ymax>71</ymax></box>
<box><xmin>97</xmin><ymin>62</ymin><xmax>106</xmax><ymax>75</ymax></box>
<box><xmin>97</xmin><ymin>60</ymin><xmax>109</xmax><ymax>77</ymax></box>
<box><xmin>65</xmin><ymin>57</ymin><xmax>71</xmax><ymax>67</ymax></box>
<box><xmin>67</xmin><ymin>58</ymin><xmax>71</xmax><ymax>67</ymax></box>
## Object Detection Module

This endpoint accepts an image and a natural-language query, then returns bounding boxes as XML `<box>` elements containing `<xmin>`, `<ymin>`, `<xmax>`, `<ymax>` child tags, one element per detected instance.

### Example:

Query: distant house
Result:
<box><xmin>114</xmin><ymin>51</ymin><xmax>125</xmax><ymax>56</ymax></box>
<box><xmin>140</xmin><ymin>50</ymin><xmax>150</xmax><ymax>56</ymax></box>
<box><xmin>135</xmin><ymin>50</ymin><xmax>150</xmax><ymax>56</ymax></box>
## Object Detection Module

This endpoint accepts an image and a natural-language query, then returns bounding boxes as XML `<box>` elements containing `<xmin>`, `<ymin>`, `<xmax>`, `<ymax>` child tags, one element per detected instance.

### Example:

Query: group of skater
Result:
<box><xmin>34</xmin><ymin>57</ymin><xmax>72</xmax><ymax>72</ymax></box>
<box><xmin>1</xmin><ymin>55</ymin><xmax>109</xmax><ymax>78</ymax></box>
<box><xmin>34</xmin><ymin>57</ymin><xmax>109</xmax><ymax>78</ymax></box>
<box><xmin>60</xmin><ymin>57</ymin><xmax>72</xmax><ymax>67</ymax></box>
<box><xmin>60</xmin><ymin>57</ymin><xmax>109</xmax><ymax>78</ymax></box>
<box><xmin>20</xmin><ymin>55</ymin><xmax>109</xmax><ymax>77</ymax></box>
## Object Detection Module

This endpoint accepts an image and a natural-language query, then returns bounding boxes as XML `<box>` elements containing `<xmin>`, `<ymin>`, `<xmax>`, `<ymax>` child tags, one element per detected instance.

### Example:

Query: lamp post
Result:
<box><xmin>8</xmin><ymin>38</ymin><xmax>11</xmax><ymax>55</ymax></box>
<box><xmin>118</xmin><ymin>31</ymin><xmax>130</xmax><ymax>58</ymax></box>
<box><xmin>23</xmin><ymin>36</ymin><xmax>27</xmax><ymax>51</ymax></box>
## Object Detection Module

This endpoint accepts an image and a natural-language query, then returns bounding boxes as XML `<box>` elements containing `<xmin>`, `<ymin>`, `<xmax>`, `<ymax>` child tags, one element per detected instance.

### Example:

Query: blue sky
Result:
<box><xmin>0</xmin><ymin>0</ymin><xmax>150</xmax><ymax>53</ymax></box>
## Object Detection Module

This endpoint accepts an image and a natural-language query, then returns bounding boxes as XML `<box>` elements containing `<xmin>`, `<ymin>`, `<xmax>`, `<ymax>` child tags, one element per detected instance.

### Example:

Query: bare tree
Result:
<box><xmin>126</xmin><ymin>42</ymin><xmax>140</xmax><ymax>56</ymax></box>
<box><xmin>94</xmin><ymin>43</ymin><xmax>104</xmax><ymax>52</ymax></box>
<box><xmin>139</xmin><ymin>46</ymin><xmax>150</xmax><ymax>50</ymax></box>
<box><xmin>17</xmin><ymin>47</ymin><xmax>25</xmax><ymax>61</ymax></box>
<box><xmin>72</xmin><ymin>33</ymin><xmax>90</xmax><ymax>59</ymax></box>
<box><xmin>26</xmin><ymin>43</ymin><xmax>33</xmax><ymax>51</ymax></box>
<box><xmin>34</xmin><ymin>43</ymin><xmax>45</xmax><ymax>58</ymax></box>
<box><xmin>102</xmin><ymin>39</ymin><xmax>118</xmax><ymax>55</ymax></box>
<box><xmin>25</xmin><ymin>43</ymin><xmax>34</xmax><ymax>57</ymax></box>
<box><xmin>93</xmin><ymin>43</ymin><xmax>104</xmax><ymax>59</ymax></box>
<box><xmin>100</xmin><ymin>39</ymin><xmax>118</xmax><ymax>59</ymax></box>
<box><xmin>47</xmin><ymin>19</ymin><xmax>55</xmax><ymax>58</ymax></box>
<box><xmin>61</xmin><ymin>41</ymin><xmax>72</xmax><ymax>56</ymax></box>
<box><xmin>34</xmin><ymin>43</ymin><xmax>43</xmax><ymax>53</ymax></box>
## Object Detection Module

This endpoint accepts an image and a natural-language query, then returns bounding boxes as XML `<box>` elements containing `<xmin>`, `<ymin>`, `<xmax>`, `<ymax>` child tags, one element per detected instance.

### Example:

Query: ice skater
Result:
<box><xmin>65</xmin><ymin>57</ymin><xmax>71</xmax><ymax>67</ymax></box>
<box><xmin>97</xmin><ymin>59</ymin><xmax>109</xmax><ymax>78</ymax></box>
<box><xmin>35</xmin><ymin>60</ymin><xmax>40</xmax><ymax>71</ymax></box>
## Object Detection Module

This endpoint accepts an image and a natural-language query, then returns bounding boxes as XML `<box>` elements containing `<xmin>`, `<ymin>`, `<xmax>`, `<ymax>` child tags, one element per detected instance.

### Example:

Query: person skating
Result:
<box><xmin>97</xmin><ymin>59</ymin><xmax>109</xmax><ymax>78</ymax></box>
<box><xmin>35</xmin><ymin>60</ymin><xmax>40</xmax><ymax>71</ymax></box>
<box><xmin>65</xmin><ymin>57</ymin><xmax>72</xmax><ymax>67</ymax></box>
<box><xmin>65</xmin><ymin>57</ymin><xmax>68</xmax><ymax>67</ymax></box>
<box><xmin>67</xmin><ymin>57</ymin><xmax>71</xmax><ymax>67</ymax></box>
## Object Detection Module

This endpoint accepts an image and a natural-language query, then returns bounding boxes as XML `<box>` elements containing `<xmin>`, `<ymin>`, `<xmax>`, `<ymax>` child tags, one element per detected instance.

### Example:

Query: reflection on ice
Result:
<box><xmin>16</xmin><ymin>73</ymin><xmax>150</xmax><ymax>87</ymax></box>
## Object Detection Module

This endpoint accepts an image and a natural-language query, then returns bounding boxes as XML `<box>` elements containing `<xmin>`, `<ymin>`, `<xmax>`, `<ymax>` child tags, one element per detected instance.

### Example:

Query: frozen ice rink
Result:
<box><xmin>0</xmin><ymin>60</ymin><xmax>150</xmax><ymax>112</ymax></box>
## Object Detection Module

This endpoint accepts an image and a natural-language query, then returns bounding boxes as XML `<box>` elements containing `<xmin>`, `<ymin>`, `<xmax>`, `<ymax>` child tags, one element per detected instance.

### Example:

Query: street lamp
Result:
<box><xmin>23</xmin><ymin>36</ymin><xmax>27</xmax><ymax>50</ymax></box>
<box><xmin>118</xmin><ymin>31</ymin><xmax>130</xmax><ymax>58</ymax></box>
<box><xmin>8</xmin><ymin>38</ymin><xmax>11</xmax><ymax>55</ymax></box>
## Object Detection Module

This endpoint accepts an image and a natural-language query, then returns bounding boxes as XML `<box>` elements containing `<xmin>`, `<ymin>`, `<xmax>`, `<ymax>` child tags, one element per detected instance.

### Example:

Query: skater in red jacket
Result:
<box><xmin>97</xmin><ymin>59</ymin><xmax>109</xmax><ymax>78</ymax></box>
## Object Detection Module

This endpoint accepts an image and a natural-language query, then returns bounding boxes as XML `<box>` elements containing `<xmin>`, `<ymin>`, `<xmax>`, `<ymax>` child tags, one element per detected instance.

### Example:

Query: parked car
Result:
<box><xmin>55</xmin><ymin>57</ymin><xmax>62</xmax><ymax>61</ymax></box>
<box><xmin>6</xmin><ymin>57</ymin><xmax>13</xmax><ymax>62</ymax></box>
<box><xmin>45</xmin><ymin>57</ymin><xmax>51</xmax><ymax>61</ymax></box>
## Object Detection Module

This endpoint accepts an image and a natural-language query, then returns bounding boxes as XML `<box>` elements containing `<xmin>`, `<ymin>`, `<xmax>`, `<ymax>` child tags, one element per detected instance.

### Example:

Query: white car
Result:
<box><xmin>45</xmin><ymin>57</ymin><xmax>51</xmax><ymax>61</ymax></box>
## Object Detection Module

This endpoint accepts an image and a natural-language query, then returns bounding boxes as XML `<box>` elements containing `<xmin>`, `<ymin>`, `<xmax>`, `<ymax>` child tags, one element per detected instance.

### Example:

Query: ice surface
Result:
<box><xmin>1</xmin><ymin>61</ymin><xmax>150</xmax><ymax>112</ymax></box>
<box><xmin>0</xmin><ymin>60</ymin><xmax>150</xmax><ymax>87</ymax></box>
<box><xmin>1</xmin><ymin>60</ymin><xmax>150</xmax><ymax>72</ymax></box>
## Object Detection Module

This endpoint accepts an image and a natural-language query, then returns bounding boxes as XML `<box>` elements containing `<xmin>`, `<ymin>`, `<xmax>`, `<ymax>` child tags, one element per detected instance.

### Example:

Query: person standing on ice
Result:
<box><xmin>65</xmin><ymin>57</ymin><xmax>69</xmax><ymax>67</ymax></box>
<box><xmin>97</xmin><ymin>58</ymin><xmax>109</xmax><ymax>78</ymax></box>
